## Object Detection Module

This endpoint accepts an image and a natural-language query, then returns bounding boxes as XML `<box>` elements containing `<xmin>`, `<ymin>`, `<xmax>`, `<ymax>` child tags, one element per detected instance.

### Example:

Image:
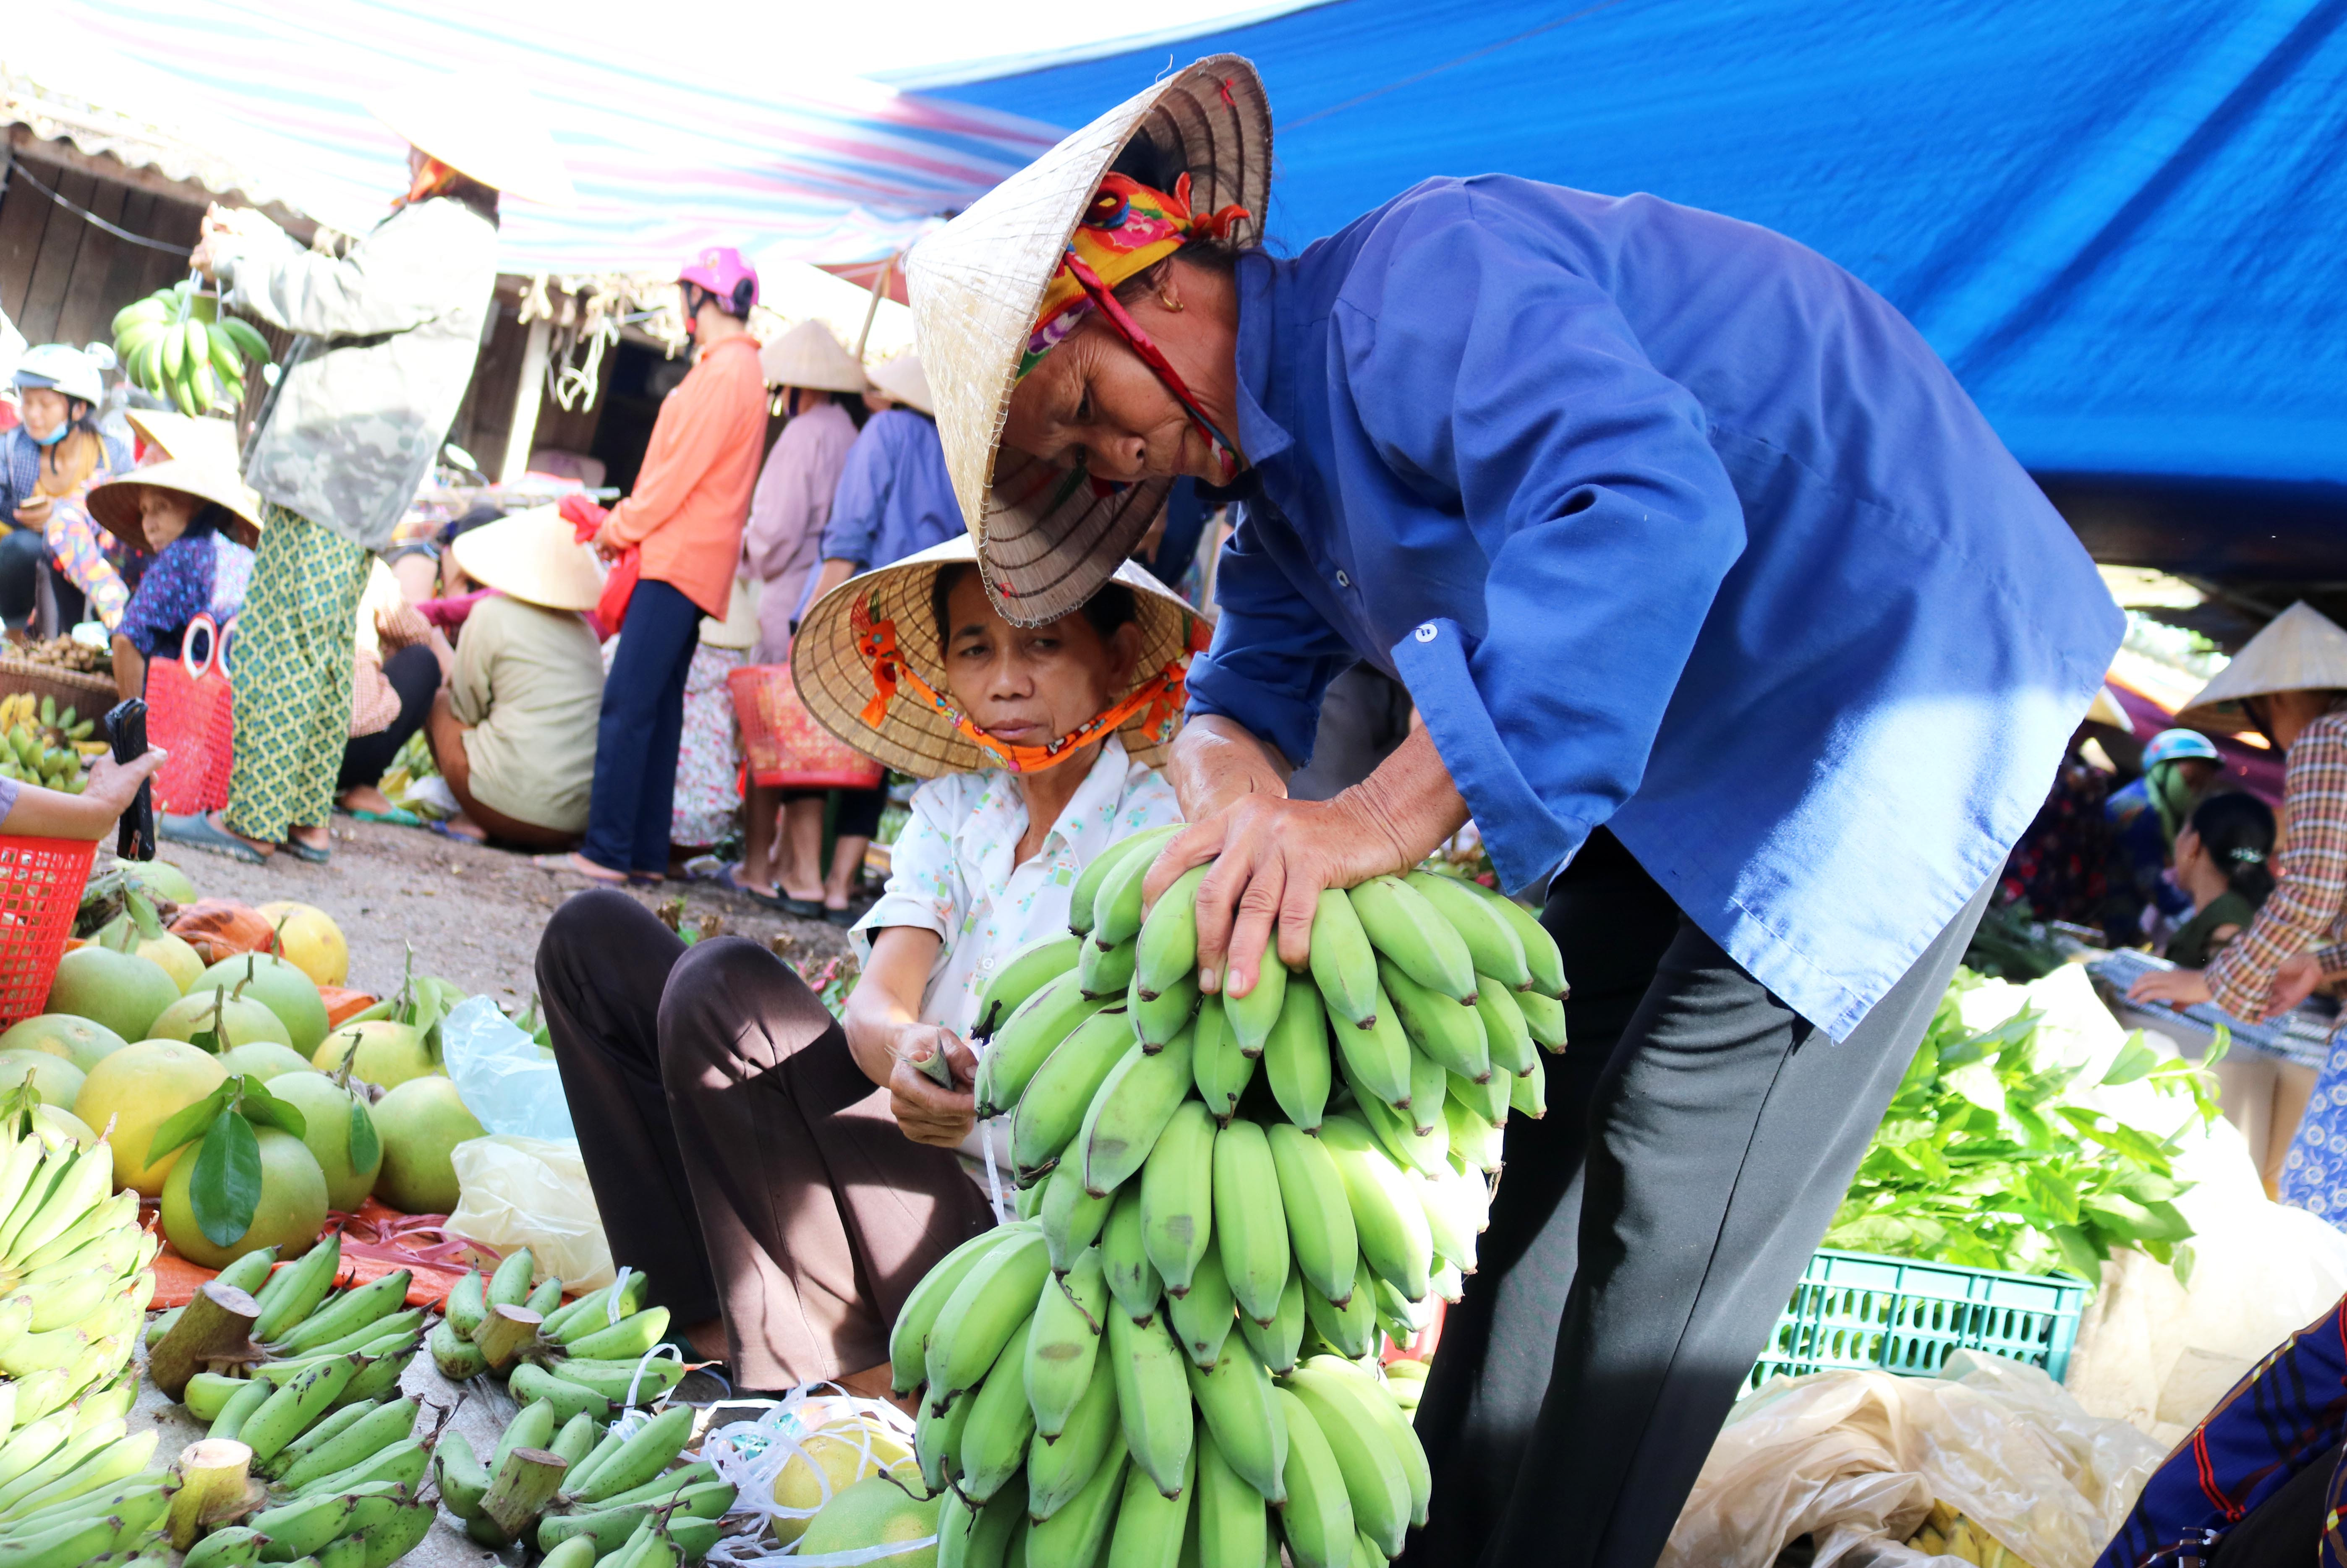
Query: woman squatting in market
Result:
<box><xmin>906</xmin><ymin>57</ymin><xmax>2122</xmax><ymax>1568</ymax></box>
<box><xmin>162</xmin><ymin>83</ymin><xmax>569</xmax><ymax>865</ymax></box>
<box><xmin>535</xmin><ymin>535</ymin><xmax>1195</xmax><ymax>1397</ymax></box>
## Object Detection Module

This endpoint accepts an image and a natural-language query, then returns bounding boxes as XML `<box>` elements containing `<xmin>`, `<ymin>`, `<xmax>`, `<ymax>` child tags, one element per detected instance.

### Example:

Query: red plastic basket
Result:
<box><xmin>148</xmin><ymin>616</ymin><xmax>235</xmax><ymax>815</ymax></box>
<box><xmin>0</xmin><ymin>835</ymin><xmax>95</xmax><ymax>1024</ymax></box>
<box><xmin>728</xmin><ymin>663</ymin><xmax>884</xmax><ymax>790</ymax></box>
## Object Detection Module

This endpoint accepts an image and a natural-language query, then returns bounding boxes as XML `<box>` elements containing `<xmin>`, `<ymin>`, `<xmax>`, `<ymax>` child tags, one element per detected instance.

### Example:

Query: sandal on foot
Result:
<box><xmin>347</xmin><ymin>806</ymin><xmax>421</xmax><ymax>827</ymax></box>
<box><xmin>281</xmin><ymin>838</ymin><xmax>331</xmax><ymax>865</ymax></box>
<box><xmin>159</xmin><ymin>813</ymin><xmax>266</xmax><ymax>864</ymax></box>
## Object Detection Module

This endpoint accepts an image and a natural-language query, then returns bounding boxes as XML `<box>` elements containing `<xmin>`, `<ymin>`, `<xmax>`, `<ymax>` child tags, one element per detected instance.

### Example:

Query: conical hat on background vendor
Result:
<box><xmin>907</xmin><ymin>57</ymin><xmax>1270</xmax><ymax>624</ymax></box>
<box><xmin>760</xmin><ymin>320</ymin><xmax>866</xmax><ymax>393</ymax></box>
<box><xmin>124</xmin><ymin>409</ymin><xmax>242</xmax><ymax>472</ymax></box>
<box><xmin>866</xmin><ymin>352</ymin><xmax>934</xmax><ymax>417</ymax></box>
<box><xmin>366</xmin><ymin>73</ymin><xmax>576</xmax><ymax>208</ymax></box>
<box><xmin>85</xmin><ymin>459</ymin><xmax>261</xmax><ymax>549</ymax></box>
<box><xmin>2175</xmin><ymin>601</ymin><xmax>2347</xmax><ymax>730</ymax></box>
<box><xmin>449</xmin><ymin>506</ymin><xmax>604</xmax><ymax>612</ymax></box>
<box><xmin>792</xmin><ymin>534</ymin><xmax>1206</xmax><ymax>777</ymax></box>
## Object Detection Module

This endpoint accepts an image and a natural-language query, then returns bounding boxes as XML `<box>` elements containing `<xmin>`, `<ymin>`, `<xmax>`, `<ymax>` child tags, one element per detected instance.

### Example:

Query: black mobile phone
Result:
<box><xmin>104</xmin><ymin>699</ymin><xmax>153</xmax><ymax>862</ymax></box>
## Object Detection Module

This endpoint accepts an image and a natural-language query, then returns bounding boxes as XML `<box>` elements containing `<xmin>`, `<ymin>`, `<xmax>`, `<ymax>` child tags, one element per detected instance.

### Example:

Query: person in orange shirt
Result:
<box><xmin>561</xmin><ymin>248</ymin><xmax>767</xmax><ymax>883</ymax></box>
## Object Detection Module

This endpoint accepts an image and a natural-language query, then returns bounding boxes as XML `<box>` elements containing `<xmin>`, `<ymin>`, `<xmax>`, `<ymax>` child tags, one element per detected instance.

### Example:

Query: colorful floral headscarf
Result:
<box><xmin>1016</xmin><ymin>173</ymin><xmax>1252</xmax><ymax>482</ymax></box>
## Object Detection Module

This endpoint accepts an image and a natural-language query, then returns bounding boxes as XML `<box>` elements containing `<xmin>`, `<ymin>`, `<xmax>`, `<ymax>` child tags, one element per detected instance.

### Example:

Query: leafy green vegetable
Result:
<box><xmin>1824</xmin><ymin>968</ymin><xmax>2225</xmax><ymax>1282</ymax></box>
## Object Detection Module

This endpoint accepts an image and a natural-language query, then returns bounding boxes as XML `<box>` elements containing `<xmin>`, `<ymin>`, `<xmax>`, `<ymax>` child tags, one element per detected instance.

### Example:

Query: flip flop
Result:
<box><xmin>427</xmin><ymin>819</ymin><xmax>486</xmax><ymax>845</ymax></box>
<box><xmin>281</xmin><ymin>838</ymin><xmax>331</xmax><ymax>865</ymax></box>
<box><xmin>776</xmin><ymin>894</ymin><xmax>827</xmax><ymax>918</ymax></box>
<box><xmin>159</xmin><ymin>813</ymin><xmax>266</xmax><ymax>865</ymax></box>
<box><xmin>824</xmin><ymin>905</ymin><xmax>862</xmax><ymax>928</ymax></box>
<box><xmin>347</xmin><ymin>806</ymin><xmax>422</xmax><ymax>827</ymax></box>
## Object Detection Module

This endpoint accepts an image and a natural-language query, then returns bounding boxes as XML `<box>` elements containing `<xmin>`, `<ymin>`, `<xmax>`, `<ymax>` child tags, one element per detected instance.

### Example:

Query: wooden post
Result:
<box><xmin>499</xmin><ymin>315</ymin><xmax>553</xmax><ymax>483</ymax></box>
<box><xmin>853</xmin><ymin>253</ymin><xmax>897</xmax><ymax>361</ymax></box>
<box><xmin>148</xmin><ymin>1280</ymin><xmax>261</xmax><ymax>1402</ymax></box>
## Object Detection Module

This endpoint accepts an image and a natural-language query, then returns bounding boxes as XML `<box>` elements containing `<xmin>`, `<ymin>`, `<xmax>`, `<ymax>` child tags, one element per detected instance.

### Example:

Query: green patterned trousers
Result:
<box><xmin>225</xmin><ymin>502</ymin><xmax>372</xmax><ymax>841</ymax></box>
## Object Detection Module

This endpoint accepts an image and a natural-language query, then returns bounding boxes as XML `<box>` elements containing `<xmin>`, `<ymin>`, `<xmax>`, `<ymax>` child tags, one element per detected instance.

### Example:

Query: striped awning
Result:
<box><xmin>9</xmin><ymin>0</ymin><xmax>1061</xmax><ymax>276</ymax></box>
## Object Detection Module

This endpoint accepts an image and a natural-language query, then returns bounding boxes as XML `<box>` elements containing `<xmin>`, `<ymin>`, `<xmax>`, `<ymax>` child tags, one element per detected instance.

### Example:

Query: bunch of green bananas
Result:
<box><xmin>439</xmin><ymin>1398</ymin><xmax>730</xmax><ymax>1560</ymax></box>
<box><xmin>111</xmin><ymin>282</ymin><xmax>271</xmax><ymax>418</ymax></box>
<box><xmin>1379</xmin><ymin>1358</ymin><xmax>1425</xmax><ymax>1414</ymax></box>
<box><xmin>429</xmin><ymin>1249</ymin><xmax>684</xmax><ymax>1414</ymax></box>
<box><xmin>878</xmin><ymin>844</ymin><xmax>1568</xmax><ymax>1568</ymax></box>
<box><xmin>0</xmin><ymin>697</ymin><xmax>93</xmax><ymax>745</ymax></box>
<box><xmin>0</xmin><ymin>1113</ymin><xmax>154</xmax><ymax>1444</ymax></box>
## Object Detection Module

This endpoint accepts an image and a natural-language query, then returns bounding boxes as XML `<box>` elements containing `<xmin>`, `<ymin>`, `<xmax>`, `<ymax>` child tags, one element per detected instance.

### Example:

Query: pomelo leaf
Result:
<box><xmin>191</xmin><ymin>1109</ymin><xmax>261</xmax><ymax>1247</ymax></box>
<box><xmin>125</xmin><ymin>890</ymin><xmax>164</xmax><ymax>942</ymax></box>
<box><xmin>236</xmin><ymin>1076</ymin><xmax>306</xmax><ymax>1139</ymax></box>
<box><xmin>347</xmin><ymin>1098</ymin><xmax>380</xmax><ymax>1174</ymax></box>
<box><xmin>147</xmin><ymin>1083</ymin><xmax>235</xmax><ymax>1166</ymax></box>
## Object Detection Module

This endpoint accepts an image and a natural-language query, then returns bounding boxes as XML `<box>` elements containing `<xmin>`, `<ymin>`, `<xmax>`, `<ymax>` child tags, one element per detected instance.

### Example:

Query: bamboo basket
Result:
<box><xmin>0</xmin><ymin>655</ymin><xmax>114</xmax><ymax>725</ymax></box>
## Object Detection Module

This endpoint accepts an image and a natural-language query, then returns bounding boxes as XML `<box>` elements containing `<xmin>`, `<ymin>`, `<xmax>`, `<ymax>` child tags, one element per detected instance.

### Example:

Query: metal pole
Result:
<box><xmin>853</xmin><ymin>252</ymin><xmax>898</xmax><ymax>362</ymax></box>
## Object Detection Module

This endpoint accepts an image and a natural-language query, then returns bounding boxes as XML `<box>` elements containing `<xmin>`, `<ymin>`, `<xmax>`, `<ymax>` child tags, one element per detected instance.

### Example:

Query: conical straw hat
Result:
<box><xmin>367</xmin><ymin>73</ymin><xmax>576</xmax><ymax>208</ymax></box>
<box><xmin>792</xmin><ymin>534</ymin><xmax>1205</xmax><ymax>777</ymax></box>
<box><xmin>867</xmin><ymin>352</ymin><xmax>934</xmax><ymax>416</ymax></box>
<box><xmin>86</xmin><ymin>459</ymin><xmax>262</xmax><ymax>549</ymax></box>
<box><xmin>450</xmin><ymin>505</ymin><xmax>606</xmax><ymax>612</ymax></box>
<box><xmin>907</xmin><ymin>55</ymin><xmax>1270</xmax><ymax>626</ymax></box>
<box><xmin>123</xmin><ymin>409</ymin><xmax>241</xmax><ymax>471</ymax></box>
<box><xmin>761</xmin><ymin>319</ymin><xmax>867</xmax><ymax>393</ymax></box>
<box><xmin>2083</xmin><ymin>685</ymin><xmax>2132</xmax><ymax>733</ymax></box>
<box><xmin>2175</xmin><ymin>601</ymin><xmax>2347</xmax><ymax>730</ymax></box>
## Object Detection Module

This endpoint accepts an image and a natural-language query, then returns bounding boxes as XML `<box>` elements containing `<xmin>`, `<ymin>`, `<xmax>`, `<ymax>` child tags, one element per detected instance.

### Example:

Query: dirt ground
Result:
<box><xmin>140</xmin><ymin>817</ymin><xmax>857</xmax><ymax>1007</ymax></box>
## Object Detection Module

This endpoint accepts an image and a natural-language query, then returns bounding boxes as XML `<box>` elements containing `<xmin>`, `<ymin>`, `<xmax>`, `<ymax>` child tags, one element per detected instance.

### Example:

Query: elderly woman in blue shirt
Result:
<box><xmin>910</xmin><ymin>59</ymin><xmax>2123</xmax><ymax>1568</ymax></box>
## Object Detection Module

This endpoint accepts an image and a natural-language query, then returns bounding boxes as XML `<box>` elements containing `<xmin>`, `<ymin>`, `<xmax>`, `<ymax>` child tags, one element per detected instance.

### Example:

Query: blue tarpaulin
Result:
<box><xmin>900</xmin><ymin>0</ymin><xmax>2347</xmax><ymax>506</ymax></box>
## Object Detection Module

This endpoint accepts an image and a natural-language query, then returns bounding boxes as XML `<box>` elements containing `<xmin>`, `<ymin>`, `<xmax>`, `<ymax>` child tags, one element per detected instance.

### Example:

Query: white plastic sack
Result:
<box><xmin>1663</xmin><ymin>1354</ymin><xmax>2162</xmax><ymax>1568</ymax></box>
<box><xmin>447</xmin><ymin>1134</ymin><xmax>612</xmax><ymax>1290</ymax></box>
<box><xmin>441</xmin><ymin>994</ymin><xmax>574</xmax><ymax>1140</ymax></box>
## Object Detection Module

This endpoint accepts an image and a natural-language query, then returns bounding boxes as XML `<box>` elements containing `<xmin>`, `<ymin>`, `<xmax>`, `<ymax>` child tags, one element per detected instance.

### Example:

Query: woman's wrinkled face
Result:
<box><xmin>138</xmin><ymin>488</ymin><xmax>200</xmax><ymax>551</ymax></box>
<box><xmin>18</xmin><ymin>389</ymin><xmax>71</xmax><ymax>443</ymax></box>
<box><xmin>940</xmin><ymin>571</ymin><xmax>1137</xmax><ymax>750</ymax></box>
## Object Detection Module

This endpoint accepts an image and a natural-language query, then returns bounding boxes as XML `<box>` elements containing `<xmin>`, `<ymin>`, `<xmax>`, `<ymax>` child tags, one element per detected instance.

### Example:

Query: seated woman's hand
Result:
<box><xmin>2129</xmin><ymin>965</ymin><xmax>2213</xmax><ymax>1008</ymax></box>
<box><xmin>886</xmin><ymin>1023</ymin><xmax>979</xmax><ymax>1149</ymax></box>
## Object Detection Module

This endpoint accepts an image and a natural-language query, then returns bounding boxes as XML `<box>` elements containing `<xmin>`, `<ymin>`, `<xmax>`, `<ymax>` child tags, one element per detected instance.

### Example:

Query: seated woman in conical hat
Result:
<box><xmin>535</xmin><ymin>535</ymin><xmax>1200</xmax><ymax>1398</ymax></box>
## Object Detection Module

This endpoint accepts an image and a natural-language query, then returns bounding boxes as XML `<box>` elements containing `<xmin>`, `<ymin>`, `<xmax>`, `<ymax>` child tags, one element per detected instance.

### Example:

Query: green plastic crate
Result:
<box><xmin>1744</xmin><ymin>1248</ymin><xmax>2085</xmax><ymax>1396</ymax></box>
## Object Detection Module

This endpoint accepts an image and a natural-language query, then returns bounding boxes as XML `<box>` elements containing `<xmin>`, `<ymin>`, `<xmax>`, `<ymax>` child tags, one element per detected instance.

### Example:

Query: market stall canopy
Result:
<box><xmin>5</xmin><ymin>0</ymin><xmax>1060</xmax><ymax>276</ymax></box>
<box><xmin>899</xmin><ymin>0</ymin><xmax>2347</xmax><ymax>552</ymax></box>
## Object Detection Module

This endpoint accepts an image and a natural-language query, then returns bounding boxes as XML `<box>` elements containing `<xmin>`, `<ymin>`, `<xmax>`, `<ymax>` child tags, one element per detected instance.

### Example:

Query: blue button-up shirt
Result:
<box><xmin>823</xmin><ymin>409</ymin><xmax>958</xmax><ymax>573</ymax></box>
<box><xmin>1187</xmin><ymin>177</ymin><xmax>2123</xmax><ymax>1037</ymax></box>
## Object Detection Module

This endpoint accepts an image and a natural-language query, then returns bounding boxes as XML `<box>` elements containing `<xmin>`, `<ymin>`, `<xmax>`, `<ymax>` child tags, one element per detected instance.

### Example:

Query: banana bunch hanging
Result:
<box><xmin>111</xmin><ymin>280</ymin><xmax>271</xmax><ymax>417</ymax></box>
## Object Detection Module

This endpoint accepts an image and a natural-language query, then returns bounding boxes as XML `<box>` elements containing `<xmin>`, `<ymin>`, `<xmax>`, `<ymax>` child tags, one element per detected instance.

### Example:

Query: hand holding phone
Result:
<box><xmin>104</xmin><ymin>699</ymin><xmax>153</xmax><ymax>862</ymax></box>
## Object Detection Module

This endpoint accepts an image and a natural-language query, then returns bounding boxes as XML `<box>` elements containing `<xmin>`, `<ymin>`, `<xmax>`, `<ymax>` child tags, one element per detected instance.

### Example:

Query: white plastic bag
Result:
<box><xmin>447</xmin><ymin>1134</ymin><xmax>612</xmax><ymax>1290</ymax></box>
<box><xmin>441</xmin><ymin>994</ymin><xmax>574</xmax><ymax>1140</ymax></box>
<box><xmin>1663</xmin><ymin>1355</ymin><xmax>2163</xmax><ymax>1568</ymax></box>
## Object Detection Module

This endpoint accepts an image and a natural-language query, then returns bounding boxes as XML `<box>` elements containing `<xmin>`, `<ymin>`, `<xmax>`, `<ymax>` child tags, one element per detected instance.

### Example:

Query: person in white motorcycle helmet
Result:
<box><xmin>0</xmin><ymin>344</ymin><xmax>135</xmax><ymax>632</ymax></box>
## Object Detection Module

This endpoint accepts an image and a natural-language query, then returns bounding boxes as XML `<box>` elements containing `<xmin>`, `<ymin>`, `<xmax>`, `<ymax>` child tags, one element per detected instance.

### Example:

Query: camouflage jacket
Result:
<box><xmin>220</xmin><ymin>196</ymin><xmax>499</xmax><ymax>549</ymax></box>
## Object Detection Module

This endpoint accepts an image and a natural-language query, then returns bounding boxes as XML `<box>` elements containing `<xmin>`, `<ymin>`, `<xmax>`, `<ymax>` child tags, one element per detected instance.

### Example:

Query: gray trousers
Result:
<box><xmin>1406</xmin><ymin>830</ymin><xmax>1992</xmax><ymax>1568</ymax></box>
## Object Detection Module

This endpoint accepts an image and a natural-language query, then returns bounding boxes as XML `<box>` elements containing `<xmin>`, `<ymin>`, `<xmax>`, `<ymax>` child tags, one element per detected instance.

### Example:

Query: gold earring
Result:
<box><xmin>1158</xmin><ymin>287</ymin><xmax>1183</xmax><ymax>311</ymax></box>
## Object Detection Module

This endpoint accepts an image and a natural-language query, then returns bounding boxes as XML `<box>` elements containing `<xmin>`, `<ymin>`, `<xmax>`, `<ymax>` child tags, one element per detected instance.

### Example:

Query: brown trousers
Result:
<box><xmin>536</xmin><ymin>888</ymin><xmax>994</xmax><ymax>1391</ymax></box>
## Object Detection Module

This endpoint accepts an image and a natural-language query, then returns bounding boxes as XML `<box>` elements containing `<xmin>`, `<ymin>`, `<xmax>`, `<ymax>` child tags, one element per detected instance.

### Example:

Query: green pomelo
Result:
<box><xmin>0</xmin><ymin>1014</ymin><xmax>129</xmax><ymax>1075</ymax></box>
<box><xmin>31</xmin><ymin>1106</ymin><xmax>94</xmax><ymax>1148</ymax></box>
<box><xmin>369</xmin><ymin>1076</ymin><xmax>484</xmax><ymax>1215</ymax></box>
<box><xmin>150</xmin><ymin>991</ymin><xmax>294</xmax><ymax>1052</ymax></box>
<box><xmin>798</xmin><ymin>1477</ymin><xmax>941</xmax><ymax>1568</ymax></box>
<box><xmin>0</xmin><ymin>1049</ymin><xmax>82</xmax><ymax>1106</ymax></box>
<box><xmin>123</xmin><ymin>860</ymin><xmax>198</xmax><ymax>905</ymax></box>
<box><xmin>218</xmin><ymin>1041</ymin><xmax>316</xmax><ymax>1082</ymax></box>
<box><xmin>74</xmin><ymin>1039</ymin><xmax>228</xmax><ymax>1196</ymax></box>
<box><xmin>267</xmin><ymin>1071</ymin><xmax>384</xmax><ymax>1212</ymax></box>
<box><xmin>192</xmin><ymin>954</ymin><xmax>328</xmax><ymax>1054</ymax></box>
<box><xmin>94</xmin><ymin>921</ymin><xmax>206</xmax><ymax>993</ymax></box>
<box><xmin>161</xmin><ymin>1124</ymin><xmax>329</xmax><ymax>1268</ymax></box>
<box><xmin>311</xmin><ymin>1020</ymin><xmax>433</xmax><ymax>1089</ymax></box>
<box><xmin>45</xmin><ymin>946</ymin><xmax>181</xmax><ymax>1043</ymax></box>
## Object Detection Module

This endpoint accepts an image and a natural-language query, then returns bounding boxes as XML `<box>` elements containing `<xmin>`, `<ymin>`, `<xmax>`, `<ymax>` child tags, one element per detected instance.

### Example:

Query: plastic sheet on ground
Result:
<box><xmin>1662</xmin><ymin>1354</ymin><xmax>2162</xmax><ymax>1568</ymax></box>
<box><xmin>446</xmin><ymin>1133</ymin><xmax>612</xmax><ymax>1290</ymax></box>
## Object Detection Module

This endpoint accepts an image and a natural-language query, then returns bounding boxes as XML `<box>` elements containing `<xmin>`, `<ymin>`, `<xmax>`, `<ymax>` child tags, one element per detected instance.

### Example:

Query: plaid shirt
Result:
<box><xmin>2205</xmin><ymin>708</ymin><xmax>2347</xmax><ymax>1036</ymax></box>
<box><xmin>2097</xmin><ymin>1293</ymin><xmax>2347</xmax><ymax>1567</ymax></box>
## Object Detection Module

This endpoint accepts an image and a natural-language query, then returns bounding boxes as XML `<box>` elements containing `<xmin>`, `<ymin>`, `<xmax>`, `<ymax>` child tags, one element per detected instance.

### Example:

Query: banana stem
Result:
<box><xmin>482</xmin><ymin>1446</ymin><xmax>569</xmax><ymax>1539</ymax></box>
<box><xmin>149</xmin><ymin>1280</ymin><xmax>262</xmax><ymax>1403</ymax></box>
<box><xmin>470</xmin><ymin>1304</ymin><xmax>543</xmax><ymax>1371</ymax></box>
<box><xmin>167</xmin><ymin>1437</ymin><xmax>256</xmax><ymax>1548</ymax></box>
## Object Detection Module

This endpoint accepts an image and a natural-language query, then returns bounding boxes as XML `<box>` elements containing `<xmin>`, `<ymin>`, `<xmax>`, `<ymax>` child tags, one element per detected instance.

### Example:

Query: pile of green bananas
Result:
<box><xmin>111</xmin><ymin>282</ymin><xmax>270</xmax><ymax>417</ymax></box>
<box><xmin>436</xmin><ymin>1396</ymin><xmax>733</xmax><ymax>1562</ymax></box>
<box><xmin>0</xmin><ymin>697</ymin><xmax>93</xmax><ymax>794</ymax></box>
<box><xmin>887</xmin><ymin>838</ymin><xmax>1568</xmax><ymax>1568</ymax></box>
<box><xmin>0</xmin><ymin>1114</ymin><xmax>152</xmax><ymax>1440</ymax></box>
<box><xmin>0</xmin><ymin>1106</ymin><xmax>163</xmax><ymax>1567</ymax></box>
<box><xmin>430</xmin><ymin>1249</ymin><xmax>685</xmax><ymax>1412</ymax></box>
